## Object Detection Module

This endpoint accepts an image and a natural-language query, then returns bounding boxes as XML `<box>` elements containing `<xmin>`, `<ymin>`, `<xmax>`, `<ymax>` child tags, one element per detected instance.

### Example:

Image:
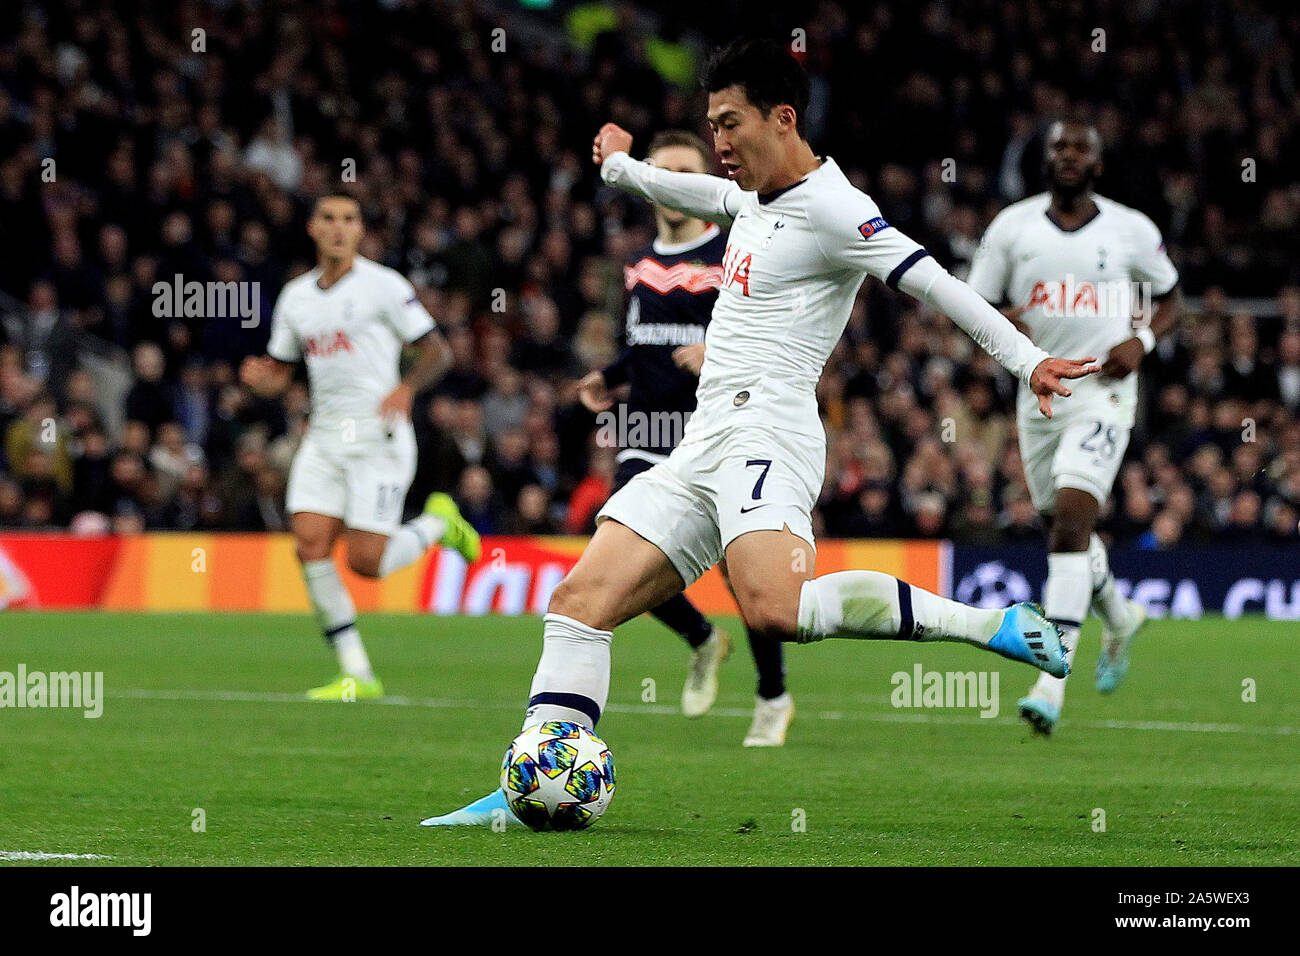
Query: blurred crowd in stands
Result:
<box><xmin>1</xmin><ymin>0</ymin><xmax>1298</xmax><ymax>547</ymax></box>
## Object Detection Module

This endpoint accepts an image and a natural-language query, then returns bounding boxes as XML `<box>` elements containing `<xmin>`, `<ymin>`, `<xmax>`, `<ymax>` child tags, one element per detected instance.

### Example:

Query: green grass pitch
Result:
<box><xmin>0</xmin><ymin>611</ymin><xmax>1296</xmax><ymax>866</ymax></box>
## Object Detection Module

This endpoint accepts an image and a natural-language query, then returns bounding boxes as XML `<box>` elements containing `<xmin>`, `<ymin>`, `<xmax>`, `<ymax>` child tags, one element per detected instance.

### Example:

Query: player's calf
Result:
<box><xmin>345</xmin><ymin>531</ymin><xmax>387</xmax><ymax>578</ymax></box>
<box><xmin>796</xmin><ymin>570</ymin><xmax>1068</xmax><ymax>677</ymax></box>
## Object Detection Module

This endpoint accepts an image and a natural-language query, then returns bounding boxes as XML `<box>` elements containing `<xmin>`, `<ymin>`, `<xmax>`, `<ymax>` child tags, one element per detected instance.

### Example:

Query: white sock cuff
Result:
<box><xmin>1047</xmin><ymin>550</ymin><xmax>1090</xmax><ymax>574</ymax></box>
<box><xmin>796</xmin><ymin>578</ymin><xmax>839</xmax><ymax>643</ymax></box>
<box><xmin>302</xmin><ymin>558</ymin><xmax>338</xmax><ymax>579</ymax></box>
<box><xmin>541</xmin><ymin>612</ymin><xmax>612</xmax><ymax>644</ymax></box>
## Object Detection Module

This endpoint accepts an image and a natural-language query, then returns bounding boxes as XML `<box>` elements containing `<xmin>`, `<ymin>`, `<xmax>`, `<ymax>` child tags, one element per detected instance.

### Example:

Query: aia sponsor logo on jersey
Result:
<box><xmin>1028</xmin><ymin>279</ymin><xmax>1102</xmax><ymax>317</ymax></box>
<box><xmin>721</xmin><ymin>244</ymin><xmax>752</xmax><ymax>296</ymax></box>
<box><xmin>858</xmin><ymin>217</ymin><xmax>891</xmax><ymax>239</ymax></box>
<box><xmin>624</xmin><ymin>259</ymin><xmax>723</xmax><ymax>295</ymax></box>
<box><xmin>1025</xmin><ymin>276</ymin><xmax>1138</xmax><ymax>318</ymax></box>
<box><xmin>303</xmin><ymin>330</ymin><xmax>355</xmax><ymax>357</ymax></box>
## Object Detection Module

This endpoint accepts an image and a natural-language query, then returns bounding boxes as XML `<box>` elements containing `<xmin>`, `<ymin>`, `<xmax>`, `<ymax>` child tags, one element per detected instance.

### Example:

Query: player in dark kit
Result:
<box><xmin>578</xmin><ymin>130</ymin><xmax>794</xmax><ymax>747</ymax></box>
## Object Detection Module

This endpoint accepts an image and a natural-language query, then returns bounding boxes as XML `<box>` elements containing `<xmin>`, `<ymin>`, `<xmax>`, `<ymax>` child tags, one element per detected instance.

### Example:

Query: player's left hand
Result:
<box><xmin>672</xmin><ymin>344</ymin><xmax>706</xmax><ymax>376</ymax></box>
<box><xmin>1100</xmin><ymin>336</ymin><xmax>1145</xmax><ymax>380</ymax></box>
<box><xmin>1030</xmin><ymin>356</ymin><xmax>1100</xmax><ymax>419</ymax></box>
<box><xmin>378</xmin><ymin>383</ymin><xmax>414</xmax><ymax>421</ymax></box>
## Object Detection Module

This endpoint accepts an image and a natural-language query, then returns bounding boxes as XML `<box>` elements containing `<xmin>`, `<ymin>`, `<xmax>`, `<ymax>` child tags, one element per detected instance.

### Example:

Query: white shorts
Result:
<box><xmin>1018</xmin><ymin>412</ymin><xmax>1130</xmax><ymax>514</ymax></box>
<box><xmin>597</xmin><ymin>425</ymin><xmax>821</xmax><ymax>587</ymax></box>
<box><xmin>285</xmin><ymin>423</ymin><xmax>417</xmax><ymax>535</ymax></box>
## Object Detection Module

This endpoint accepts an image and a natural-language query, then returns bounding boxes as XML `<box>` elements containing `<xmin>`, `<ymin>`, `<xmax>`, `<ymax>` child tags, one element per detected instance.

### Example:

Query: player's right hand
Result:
<box><xmin>576</xmin><ymin>370</ymin><xmax>613</xmax><ymax>412</ymax></box>
<box><xmin>1029</xmin><ymin>356</ymin><xmax>1100</xmax><ymax>419</ymax></box>
<box><xmin>593</xmin><ymin>123</ymin><xmax>633</xmax><ymax>166</ymax></box>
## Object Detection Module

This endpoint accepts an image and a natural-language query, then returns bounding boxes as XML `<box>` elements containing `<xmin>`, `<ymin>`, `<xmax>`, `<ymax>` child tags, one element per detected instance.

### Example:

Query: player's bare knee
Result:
<box><xmin>743</xmin><ymin>598</ymin><xmax>799</xmax><ymax>643</ymax></box>
<box><xmin>295</xmin><ymin>538</ymin><xmax>331</xmax><ymax>564</ymax></box>
<box><xmin>547</xmin><ymin>575</ymin><xmax>608</xmax><ymax>630</ymax></box>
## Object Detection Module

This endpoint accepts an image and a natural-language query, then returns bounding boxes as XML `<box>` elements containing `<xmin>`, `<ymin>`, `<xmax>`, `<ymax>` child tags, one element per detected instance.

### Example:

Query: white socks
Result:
<box><xmin>797</xmin><ymin>571</ymin><xmax>1005</xmax><ymax>646</ymax></box>
<box><xmin>1088</xmin><ymin>533</ymin><xmax>1127</xmax><ymax>630</ymax></box>
<box><xmin>524</xmin><ymin>613</ymin><xmax>612</xmax><ymax>729</ymax></box>
<box><xmin>379</xmin><ymin>514</ymin><xmax>447</xmax><ymax>577</ymax></box>
<box><xmin>1032</xmin><ymin>550</ymin><xmax>1092</xmax><ymax>705</ymax></box>
<box><xmin>302</xmin><ymin>558</ymin><xmax>374</xmax><ymax>681</ymax></box>
<box><xmin>300</xmin><ymin>514</ymin><xmax>446</xmax><ymax>684</ymax></box>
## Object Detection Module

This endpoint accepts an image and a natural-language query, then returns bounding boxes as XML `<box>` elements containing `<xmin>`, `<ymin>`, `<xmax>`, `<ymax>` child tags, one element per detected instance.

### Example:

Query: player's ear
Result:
<box><xmin>777</xmin><ymin>104</ymin><xmax>798</xmax><ymax>134</ymax></box>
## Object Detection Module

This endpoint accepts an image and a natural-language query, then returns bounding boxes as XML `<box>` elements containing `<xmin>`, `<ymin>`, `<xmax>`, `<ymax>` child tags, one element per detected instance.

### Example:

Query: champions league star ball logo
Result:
<box><xmin>955</xmin><ymin>561</ymin><xmax>1033</xmax><ymax>609</ymax></box>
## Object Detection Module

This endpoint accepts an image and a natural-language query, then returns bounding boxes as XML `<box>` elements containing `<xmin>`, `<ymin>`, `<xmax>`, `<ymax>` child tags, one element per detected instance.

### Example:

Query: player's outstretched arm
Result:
<box><xmin>593</xmin><ymin>123</ymin><xmax>742</xmax><ymax>228</ymax></box>
<box><xmin>239</xmin><ymin>355</ymin><xmax>293</xmax><ymax>397</ymax></box>
<box><xmin>900</xmin><ymin>263</ymin><xmax>1099</xmax><ymax>418</ymax></box>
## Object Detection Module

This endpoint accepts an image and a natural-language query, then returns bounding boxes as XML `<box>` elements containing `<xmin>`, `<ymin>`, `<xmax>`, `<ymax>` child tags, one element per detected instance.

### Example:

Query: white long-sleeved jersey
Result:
<box><xmin>601</xmin><ymin>152</ymin><xmax>1050</xmax><ymax>441</ymax></box>
<box><xmin>967</xmin><ymin>192</ymin><xmax>1179</xmax><ymax>425</ymax></box>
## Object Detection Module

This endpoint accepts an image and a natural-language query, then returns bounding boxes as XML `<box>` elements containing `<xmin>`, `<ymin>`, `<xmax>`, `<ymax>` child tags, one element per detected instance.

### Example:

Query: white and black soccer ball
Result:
<box><xmin>955</xmin><ymin>561</ymin><xmax>1033</xmax><ymax>608</ymax></box>
<box><xmin>501</xmin><ymin>721</ymin><xmax>615</xmax><ymax>831</ymax></box>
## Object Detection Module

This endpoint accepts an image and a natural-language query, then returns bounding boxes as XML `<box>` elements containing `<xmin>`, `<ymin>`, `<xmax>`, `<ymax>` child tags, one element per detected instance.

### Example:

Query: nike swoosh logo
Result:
<box><xmin>739</xmin><ymin>504</ymin><xmax>771</xmax><ymax>514</ymax></box>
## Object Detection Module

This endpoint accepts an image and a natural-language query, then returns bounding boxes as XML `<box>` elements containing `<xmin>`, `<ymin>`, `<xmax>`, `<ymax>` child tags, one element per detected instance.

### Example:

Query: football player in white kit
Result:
<box><xmin>240</xmin><ymin>194</ymin><xmax>480</xmax><ymax>700</ymax></box>
<box><xmin>425</xmin><ymin>39</ymin><xmax>1100</xmax><ymax>825</ymax></box>
<box><xmin>968</xmin><ymin>121</ymin><xmax>1183</xmax><ymax>734</ymax></box>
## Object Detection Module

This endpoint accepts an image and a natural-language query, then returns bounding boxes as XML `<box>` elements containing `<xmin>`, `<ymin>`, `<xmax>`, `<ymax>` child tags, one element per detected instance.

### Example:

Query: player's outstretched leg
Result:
<box><xmin>796</xmin><ymin>570</ymin><xmax>1068</xmax><ymax>677</ymax></box>
<box><xmin>1088</xmin><ymin>533</ymin><xmax>1146</xmax><ymax>693</ymax></box>
<box><xmin>377</xmin><ymin>492</ymin><xmax>481</xmax><ymax>577</ymax></box>
<box><xmin>742</xmin><ymin>628</ymin><xmax>793</xmax><ymax>747</ymax></box>
<box><xmin>421</xmin><ymin>519</ymin><xmax>682</xmax><ymax>826</ymax></box>
<box><xmin>646</xmin><ymin>593</ymin><xmax>732</xmax><ymax>717</ymax></box>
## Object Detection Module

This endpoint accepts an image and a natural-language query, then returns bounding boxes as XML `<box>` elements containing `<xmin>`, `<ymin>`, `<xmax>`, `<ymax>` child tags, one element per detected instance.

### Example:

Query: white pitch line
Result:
<box><xmin>109</xmin><ymin>688</ymin><xmax>1297</xmax><ymax>737</ymax></box>
<box><xmin>0</xmin><ymin>851</ymin><xmax>110</xmax><ymax>861</ymax></box>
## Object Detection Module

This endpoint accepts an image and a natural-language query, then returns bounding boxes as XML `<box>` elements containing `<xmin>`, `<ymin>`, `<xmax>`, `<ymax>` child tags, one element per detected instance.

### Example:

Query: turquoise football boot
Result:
<box><xmin>1017</xmin><ymin>695</ymin><xmax>1061</xmax><ymax>735</ymax></box>
<box><xmin>987</xmin><ymin>602</ymin><xmax>1069</xmax><ymax>678</ymax></box>
<box><xmin>1096</xmin><ymin>599</ymin><xmax>1147</xmax><ymax>694</ymax></box>
<box><xmin>420</xmin><ymin>789</ymin><xmax>523</xmax><ymax>827</ymax></box>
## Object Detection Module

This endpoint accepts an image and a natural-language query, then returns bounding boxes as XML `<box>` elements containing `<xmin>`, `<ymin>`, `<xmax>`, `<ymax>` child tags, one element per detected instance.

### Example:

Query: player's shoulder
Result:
<box><xmin>988</xmin><ymin>192</ymin><xmax>1052</xmax><ymax>230</ymax></box>
<box><xmin>798</xmin><ymin>158</ymin><xmax>881</xmax><ymax>216</ymax></box>
<box><xmin>793</xmin><ymin>158</ymin><xmax>900</xmax><ymax>249</ymax></box>
<box><xmin>1095</xmin><ymin>195</ymin><xmax>1164</xmax><ymax>238</ymax></box>
<box><xmin>354</xmin><ymin>255</ymin><xmax>413</xmax><ymax>289</ymax></box>
<box><xmin>275</xmin><ymin>267</ymin><xmax>320</xmax><ymax>306</ymax></box>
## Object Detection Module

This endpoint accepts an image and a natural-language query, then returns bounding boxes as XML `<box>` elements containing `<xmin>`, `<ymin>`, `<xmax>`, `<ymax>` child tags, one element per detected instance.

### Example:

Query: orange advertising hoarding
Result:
<box><xmin>0</xmin><ymin>534</ymin><xmax>947</xmax><ymax>615</ymax></box>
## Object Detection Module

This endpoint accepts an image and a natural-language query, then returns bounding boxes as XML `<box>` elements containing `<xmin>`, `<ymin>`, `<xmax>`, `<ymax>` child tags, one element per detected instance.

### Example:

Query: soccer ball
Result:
<box><xmin>501</xmin><ymin>721</ymin><xmax>615</xmax><ymax>831</ymax></box>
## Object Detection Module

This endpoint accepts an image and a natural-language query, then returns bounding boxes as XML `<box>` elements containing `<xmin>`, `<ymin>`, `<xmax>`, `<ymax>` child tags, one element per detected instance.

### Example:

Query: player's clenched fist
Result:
<box><xmin>592</xmin><ymin>123</ymin><xmax>633</xmax><ymax>165</ymax></box>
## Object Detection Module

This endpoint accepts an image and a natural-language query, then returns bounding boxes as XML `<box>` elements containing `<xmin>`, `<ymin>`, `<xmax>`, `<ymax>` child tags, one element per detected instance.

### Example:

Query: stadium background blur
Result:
<box><xmin>1</xmin><ymin>0</ymin><xmax>1297</xmax><ymax>552</ymax></box>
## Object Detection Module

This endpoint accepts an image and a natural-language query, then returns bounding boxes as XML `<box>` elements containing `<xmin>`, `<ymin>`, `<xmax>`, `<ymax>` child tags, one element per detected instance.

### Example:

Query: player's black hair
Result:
<box><xmin>646</xmin><ymin>129</ymin><xmax>712</xmax><ymax>167</ymax></box>
<box><xmin>701</xmin><ymin>37</ymin><xmax>810</xmax><ymax>138</ymax></box>
<box><xmin>311</xmin><ymin>192</ymin><xmax>362</xmax><ymax>215</ymax></box>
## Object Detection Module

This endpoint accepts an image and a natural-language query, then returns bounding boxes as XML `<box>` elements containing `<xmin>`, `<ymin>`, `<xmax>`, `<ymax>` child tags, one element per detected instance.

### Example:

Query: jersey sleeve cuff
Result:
<box><xmin>600</xmin><ymin>151</ymin><xmax>632</xmax><ymax>185</ymax></box>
